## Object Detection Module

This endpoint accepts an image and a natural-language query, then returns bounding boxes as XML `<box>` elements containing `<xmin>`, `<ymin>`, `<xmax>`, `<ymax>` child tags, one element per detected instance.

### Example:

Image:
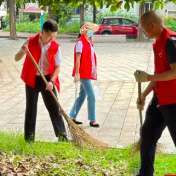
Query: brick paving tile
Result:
<box><xmin>0</xmin><ymin>38</ymin><xmax>175</xmax><ymax>152</ymax></box>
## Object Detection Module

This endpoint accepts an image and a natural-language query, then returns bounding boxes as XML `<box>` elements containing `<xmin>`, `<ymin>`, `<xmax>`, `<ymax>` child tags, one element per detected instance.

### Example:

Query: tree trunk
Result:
<box><xmin>16</xmin><ymin>6</ymin><xmax>19</xmax><ymax>16</ymax></box>
<box><xmin>9</xmin><ymin>0</ymin><xmax>17</xmax><ymax>40</ymax></box>
<box><xmin>0</xmin><ymin>0</ymin><xmax>3</xmax><ymax>6</ymax></box>
<box><xmin>137</xmin><ymin>4</ymin><xmax>144</xmax><ymax>40</ymax></box>
<box><xmin>93</xmin><ymin>4</ymin><xmax>96</xmax><ymax>23</ymax></box>
<box><xmin>80</xmin><ymin>5</ymin><xmax>84</xmax><ymax>26</ymax></box>
<box><xmin>48</xmin><ymin>6</ymin><xmax>52</xmax><ymax>19</ymax></box>
<box><xmin>7</xmin><ymin>0</ymin><xmax>9</xmax><ymax>13</ymax></box>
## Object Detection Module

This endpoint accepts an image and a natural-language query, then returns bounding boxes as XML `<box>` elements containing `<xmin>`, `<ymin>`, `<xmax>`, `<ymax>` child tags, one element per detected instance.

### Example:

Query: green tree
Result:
<box><xmin>0</xmin><ymin>0</ymin><xmax>169</xmax><ymax>40</ymax></box>
<box><xmin>0</xmin><ymin>0</ymin><xmax>167</xmax><ymax>14</ymax></box>
<box><xmin>48</xmin><ymin>6</ymin><xmax>52</xmax><ymax>19</ymax></box>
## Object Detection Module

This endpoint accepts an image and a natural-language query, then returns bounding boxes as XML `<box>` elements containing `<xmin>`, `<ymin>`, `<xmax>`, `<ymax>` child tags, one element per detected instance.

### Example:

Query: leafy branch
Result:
<box><xmin>0</xmin><ymin>0</ymin><xmax>170</xmax><ymax>14</ymax></box>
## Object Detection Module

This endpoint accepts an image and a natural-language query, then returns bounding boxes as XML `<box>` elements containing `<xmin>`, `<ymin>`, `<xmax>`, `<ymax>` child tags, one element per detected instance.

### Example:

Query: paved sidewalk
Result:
<box><xmin>0</xmin><ymin>38</ymin><xmax>175</xmax><ymax>153</ymax></box>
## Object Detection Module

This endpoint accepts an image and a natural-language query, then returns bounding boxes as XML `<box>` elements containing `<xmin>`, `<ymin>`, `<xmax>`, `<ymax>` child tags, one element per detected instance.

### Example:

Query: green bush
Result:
<box><xmin>164</xmin><ymin>17</ymin><xmax>176</xmax><ymax>32</ymax></box>
<box><xmin>58</xmin><ymin>12</ymin><xmax>69</xmax><ymax>27</ymax></box>
<box><xmin>3</xmin><ymin>12</ymin><xmax>47</xmax><ymax>33</ymax></box>
<box><xmin>16</xmin><ymin>22</ymin><xmax>41</xmax><ymax>33</ymax></box>
<box><xmin>3</xmin><ymin>13</ymin><xmax>50</xmax><ymax>33</ymax></box>
<box><xmin>4</xmin><ymin>13</ymin><xmax>48</xmax><ymax>24</ymax></box>
<box><xmin>59</xmin><ymin>21</ymin><xmax>80</xmax><ymax>33</ymax></box>
<box><xmin>3</xmin><ymin>20</ymin><xmax>79</xmax><ymax>34</ymax></box>
<box><xmin>3</xmin><ymin>14</ymin><xmax>9</xmax><ymax>26</ymax></box>
<box><xmin>3</xmin><ymin>22</ymin><xmax>41</xmax><ymax>33</ymax></box>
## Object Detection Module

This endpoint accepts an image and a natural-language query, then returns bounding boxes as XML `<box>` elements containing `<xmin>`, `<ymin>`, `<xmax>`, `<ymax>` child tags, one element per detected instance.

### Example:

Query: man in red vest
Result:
<box><xmin>134</xmin><ymin>10</ymin><xmax>176</xmax><ymax>176</ymax></box>
<box><xmin>15</xmin><ymin>19</ymin><xmax>67</xmax><ymax>142</ymax></box>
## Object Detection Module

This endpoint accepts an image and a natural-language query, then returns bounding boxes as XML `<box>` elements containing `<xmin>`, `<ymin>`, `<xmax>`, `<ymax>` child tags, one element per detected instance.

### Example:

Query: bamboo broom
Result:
<box><xmin>131</xmin><ymin>83</ymin><xmax>143</xmax><ymax>155</ymax></box>
<box><xmin>131</xmin><ymin>82</ymin><xmax>162</xmax><ymax>155</ymax></box>
<box><xmin>27</xmin><ymin>50</ymin><xmax>108</xmax><ymax>149</ymax></box>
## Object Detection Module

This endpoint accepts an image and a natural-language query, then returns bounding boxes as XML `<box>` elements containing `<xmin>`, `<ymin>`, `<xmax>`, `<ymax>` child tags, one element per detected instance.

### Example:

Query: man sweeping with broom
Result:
<box><xmin>14</xmin><ymin>19</ymin><xmax>68</xmax><ymax>142</ymax></box>
<box><xmin>134</xmin><ymin>10</ymin><xmax>176</xmax><ymax>176</ymax></box>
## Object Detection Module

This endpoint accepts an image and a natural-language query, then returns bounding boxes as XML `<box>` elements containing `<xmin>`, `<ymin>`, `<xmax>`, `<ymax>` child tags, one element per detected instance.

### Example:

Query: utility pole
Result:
<box><xmin>41</xmin><ymin>10</ymin><xmax>44</xmax><ymax>31</ymax></box>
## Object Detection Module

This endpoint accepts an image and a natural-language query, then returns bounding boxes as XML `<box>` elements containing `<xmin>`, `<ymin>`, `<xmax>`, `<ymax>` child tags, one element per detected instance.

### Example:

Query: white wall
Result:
<box><xmin>160</xmin><ymin>2</ymin><xmax>176</xmax><ymax>17</ymax></box>
<box><xmin>25</xmin><ymin>3</ymin><xmax>39</xmax><ymax>8</ymax></box>
<box><xmin>0</xmin><ymin>2</ymin><xmax>7</xmax><ymax>17</ymax></box>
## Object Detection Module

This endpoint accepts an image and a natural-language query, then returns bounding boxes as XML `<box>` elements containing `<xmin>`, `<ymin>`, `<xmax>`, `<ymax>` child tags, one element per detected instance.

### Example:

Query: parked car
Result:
<box><xmin>95</xmin><ymin>17</ymin><xmax>138</xmax><ymax>39</ymax></box>
<box><xmin>0</xmin><ymin>16</ymin><xmax>6</xmax><ymax>30</ymax></box>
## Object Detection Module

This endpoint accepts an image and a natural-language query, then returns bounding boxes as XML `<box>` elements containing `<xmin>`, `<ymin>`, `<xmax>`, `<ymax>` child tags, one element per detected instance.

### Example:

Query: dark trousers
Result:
<box><xmin>25</xmin><ymin>75</ymin><xmax>66</xmax><ymax>142</ymax></box>
<box><xmin>137</xmin><ymin>95</ymin><xmax>176</xmax><ymax>176</ymax></box>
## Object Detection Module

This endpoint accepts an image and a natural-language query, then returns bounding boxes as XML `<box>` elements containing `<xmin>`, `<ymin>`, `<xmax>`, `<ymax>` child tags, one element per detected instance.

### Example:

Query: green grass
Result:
<box><xmin>0</xmin><ymin>131</ymin><xmax>176</xmax><ymax>175</ymax></box>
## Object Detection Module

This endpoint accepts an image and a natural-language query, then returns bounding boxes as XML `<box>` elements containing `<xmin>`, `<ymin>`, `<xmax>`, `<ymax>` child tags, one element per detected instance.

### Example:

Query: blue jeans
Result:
<box><xmin>69</xmin><ymin>79</ymin><xmax>96</xmax><ymax>121</ymax></box>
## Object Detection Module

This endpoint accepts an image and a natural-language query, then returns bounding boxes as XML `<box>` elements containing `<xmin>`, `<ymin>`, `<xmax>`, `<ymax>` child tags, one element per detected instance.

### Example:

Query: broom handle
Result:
<box><xmin>138</xmin><ymin>82</ymin><xmax>143</xmax><ymax>127</ymax></box>
<box><xmin>27</xmin><ymin>50</ymin><xmax>64</xmax><ymax>112</ymax></box>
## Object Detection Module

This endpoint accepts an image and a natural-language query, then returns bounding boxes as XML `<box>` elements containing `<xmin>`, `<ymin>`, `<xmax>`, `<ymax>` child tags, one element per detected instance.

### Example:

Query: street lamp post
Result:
<box><xmin>41</xmin><ymin>10</ymin><xmax>43</xmax><ymax>31</ymax></box>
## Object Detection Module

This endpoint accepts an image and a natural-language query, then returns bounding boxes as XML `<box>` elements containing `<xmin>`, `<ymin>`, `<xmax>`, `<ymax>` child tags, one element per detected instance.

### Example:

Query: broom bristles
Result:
<box><xmin>60</xmin><ymin>110</ymin><xmax>108</xmax><ymax>149</ymax></box>
<box><xmin>131</xmin><ymin>137</ymin><xmax>163</xmax><ymax>156</ymax></box>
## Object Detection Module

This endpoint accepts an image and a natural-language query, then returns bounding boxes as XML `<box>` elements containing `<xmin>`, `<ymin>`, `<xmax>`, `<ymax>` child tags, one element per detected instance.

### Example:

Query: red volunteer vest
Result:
<box><xmin>72</xmin><ymin>35</ymin><xmax>97</xmax><ymax>80</ymax></box>
<box><xmin>153</xmin><ymin>27</ymin><xmax>176</xmax><ymax>106</ymax></box>
<box><xmin>21</xmin><ymin>33</ymin><xmax>60</xmax><ymax>92</ymax></box>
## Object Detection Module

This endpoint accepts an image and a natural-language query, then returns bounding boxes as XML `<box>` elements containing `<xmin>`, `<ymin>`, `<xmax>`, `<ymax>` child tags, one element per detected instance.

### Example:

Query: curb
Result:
<box><xmin>0</xmin><ymin>31</ymin><xmax>78</xmax><ymax>39</ymax></box>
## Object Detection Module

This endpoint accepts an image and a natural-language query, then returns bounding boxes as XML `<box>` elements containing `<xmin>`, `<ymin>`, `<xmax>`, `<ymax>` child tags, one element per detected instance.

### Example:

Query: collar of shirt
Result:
<box><xmin>39</xmin><ymin>35</ymin><xmax>51</xmax><ymax>49</ymax></box>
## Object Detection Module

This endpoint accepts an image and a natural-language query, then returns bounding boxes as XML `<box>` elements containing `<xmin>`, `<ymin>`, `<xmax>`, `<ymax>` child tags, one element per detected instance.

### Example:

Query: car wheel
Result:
<box><xmin>101</xmin><ymin>31</ymin><xmax>112</xmax><ymax>35</ymax></box>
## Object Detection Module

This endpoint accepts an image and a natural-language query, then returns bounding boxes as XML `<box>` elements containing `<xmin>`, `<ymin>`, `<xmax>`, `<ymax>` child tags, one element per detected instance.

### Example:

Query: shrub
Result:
<box><xmin>59</xmin><ymin>21</ymin><xmax>80</xmax><ymax>33</ymax></box>
<box><xmin>3</xmin><ymin>22</ymin><xmax>41</xmax><ymax>33</ymax></box>
<box><xmin>3</xmin><ymin>20</ymin><xmax>79</xmax><ymax>34</ymax></box>
<box><xmin>3</xmin><ymin>13</ymin><xmax>51</xmax><ymax>33</ymax></box>
<box><xmin>3</xmin><ymin>14</ymin><xmax>9</xmax><ymax>26</ymax></box>
<box><xmin>164</xmin><ymin>17</ymin><xmax>176</xmax><ymax>32</ymax></box>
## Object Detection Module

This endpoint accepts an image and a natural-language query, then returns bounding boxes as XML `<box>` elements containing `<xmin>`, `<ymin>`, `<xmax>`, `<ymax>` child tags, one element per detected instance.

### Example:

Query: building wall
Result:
<box><xmin>26</xmin><ymin>3</ymin><xmax>39</xmax><ymax>8</ymax></box>
<box><xmin>160</xmin><ymin>2</ymin><xmax>176</xmax><ymax>17</ymax></box>
<box><xmin>0</xmin><ymin>2</ymin><xmax>7</xmax><ymax>17</ymax></box>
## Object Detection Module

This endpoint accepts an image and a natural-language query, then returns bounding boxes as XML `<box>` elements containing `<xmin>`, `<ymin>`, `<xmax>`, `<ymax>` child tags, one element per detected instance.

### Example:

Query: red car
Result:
<box><xmin>95</xmin><ymin>17</ymin><xmax>138</xmax><ymax>38</ymax></box>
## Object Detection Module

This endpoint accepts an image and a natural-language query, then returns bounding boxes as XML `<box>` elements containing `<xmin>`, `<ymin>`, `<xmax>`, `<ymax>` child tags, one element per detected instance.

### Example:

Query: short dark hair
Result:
<box><xmin>42</xmin><ymin>19</ymin><xmax>58</xmax><ymax>32</ymax></box>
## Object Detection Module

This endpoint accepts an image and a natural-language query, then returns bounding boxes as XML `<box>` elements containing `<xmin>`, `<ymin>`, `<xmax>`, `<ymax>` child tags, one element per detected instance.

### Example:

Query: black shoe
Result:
<box><xmin>90</xmin><ymin>121</ymin><xmax>100</xmax><ymax>128</ymax></box>
<box><xmin>72</xmin><ymin>119</ymin><xmax>83</xmax><ymax>125</ymax></box>
<box><xmin>25</xmin><ymin>135</ymin><xmax>35</xmax><ymax>143</ymax></box>
<box><xmin>58</xmin><ymin>134</ymin><xmax>69</xmax><ymax>142</ymax></box>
